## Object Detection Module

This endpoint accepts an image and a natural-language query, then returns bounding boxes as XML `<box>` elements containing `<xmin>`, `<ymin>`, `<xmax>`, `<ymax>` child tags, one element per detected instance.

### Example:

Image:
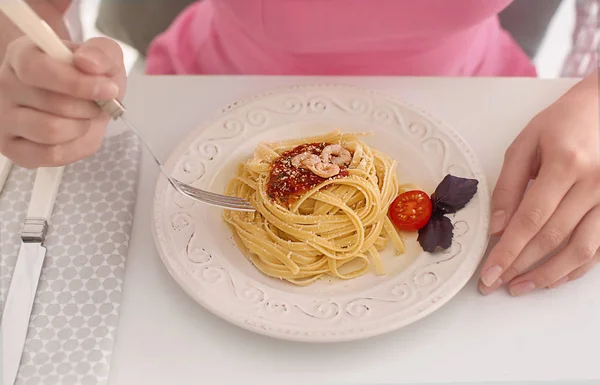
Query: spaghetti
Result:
<box><xmin>223</xmin><ymin>130</ymin><xmax>410</xmax><ymax>286</ymax></box>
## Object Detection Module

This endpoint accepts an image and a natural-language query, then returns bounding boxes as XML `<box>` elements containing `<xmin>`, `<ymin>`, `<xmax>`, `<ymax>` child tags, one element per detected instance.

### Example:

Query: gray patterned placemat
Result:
<box><xmin>0</xmin><ymin>131</ymin><xmax>140</xmax><ymax>385</ymax></box>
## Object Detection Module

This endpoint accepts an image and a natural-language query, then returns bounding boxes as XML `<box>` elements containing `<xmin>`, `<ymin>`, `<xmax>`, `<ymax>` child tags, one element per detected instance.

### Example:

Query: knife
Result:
<box><xmin>1</xmin><ymin>166</ymin><xmax>64</xmax><ymax>385</ymax></box>
<box><xmin>0</xmin><ymin>154</ymin><xmax>11</xmax><ymax>193</ymax></box>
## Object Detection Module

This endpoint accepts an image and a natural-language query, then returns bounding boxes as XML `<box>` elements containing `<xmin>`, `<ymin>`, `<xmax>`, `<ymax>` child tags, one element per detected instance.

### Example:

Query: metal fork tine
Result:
<box><xmin>176</xmin><ymin>187</ymin><xmax>251</xmax><ymax>207</ymax></box>
<box><xmin>195</xmin><ymin>197</ymin><xmax>254</xmax><ymax>210</ymax></box>
<box><xmin>186</xmin><ymin>191</ymin><xmax>251</xmax><ymax>206</ymax></box>
<box><xmin>170</xmin><ymin>180</ymin><xmax>254</xmax><ymax>210</ymax></box>
<box><xmin>180</xmin><ymin>191</ymin><xmax>253</xmax><ymax>209</ymax></box>
<box><xmin>189</xmin><ymin>196</ymin><xmax>255</xmax><ymax>211</ymax></box>
<box><xmin>175</xmin><ymin>182</ymin><xmax>248</xmax><ymax>204</ymax></box>
<box><xmin>196</xmin><ymin>195</ymin><xmax>253</xmax><ymax>207</ymax></box>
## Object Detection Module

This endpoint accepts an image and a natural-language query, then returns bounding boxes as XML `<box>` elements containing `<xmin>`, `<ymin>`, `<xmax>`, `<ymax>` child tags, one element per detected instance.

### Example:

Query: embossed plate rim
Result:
<box><xmin>152</xmin><ymin>84</ymin><xmax>491</xmax><ymax>342</ymax></box>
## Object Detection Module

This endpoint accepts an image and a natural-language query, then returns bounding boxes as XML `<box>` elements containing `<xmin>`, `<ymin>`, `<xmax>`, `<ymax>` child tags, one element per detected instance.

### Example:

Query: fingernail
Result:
<box><xmin>489</xmin><ymin>210</ymin><xmax>506</xmax><ymax>234</ymax></box>
<box><xmin>549</xmin><ymin>276</ymin><xmax>569</xmax><ymax>289</ymax></box>
<box><xmin>478</xmin><ymin>277</ymin><xmax>503</xmax><ymax>295</ymax></box>
<box><xmin>481</xmin><ymin>265</ymin><xmax>503</xmax><ymax>287</ymax></box>
<box><xmin>95</xmin><ymin>81</ymin><xmax>119</xmax><ymax>99</ymax></box>
<box><xmin>509</xmin><ymin>281</ymin><xmax>536</xmax><ymax>296</ymax></box>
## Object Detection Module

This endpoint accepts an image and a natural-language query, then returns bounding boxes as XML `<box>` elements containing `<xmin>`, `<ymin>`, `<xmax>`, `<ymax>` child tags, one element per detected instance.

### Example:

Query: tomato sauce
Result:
<box><xmin>266</xmin><ymin>142</ymin><xmax>348</xmax><ymax>206</ymax></box>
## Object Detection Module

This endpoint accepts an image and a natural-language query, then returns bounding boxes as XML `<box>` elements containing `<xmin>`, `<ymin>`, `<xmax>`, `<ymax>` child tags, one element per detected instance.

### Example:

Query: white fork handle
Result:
<box><xmin>0</xmin><ymin>154</ymin><xmax>11</xmax><ymax>192</ymax></box>
<box><xmin>0</xmin><ymin>1</ymin><xmax>74</xmax><ymax>63</ymax></box>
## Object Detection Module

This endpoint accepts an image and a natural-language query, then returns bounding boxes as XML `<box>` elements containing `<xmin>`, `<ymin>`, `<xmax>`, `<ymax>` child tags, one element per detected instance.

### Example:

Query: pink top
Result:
<box><xmin>146</xmin><ymin>0</ymin><xmax>537</xmax><ymax>77</ymax></box>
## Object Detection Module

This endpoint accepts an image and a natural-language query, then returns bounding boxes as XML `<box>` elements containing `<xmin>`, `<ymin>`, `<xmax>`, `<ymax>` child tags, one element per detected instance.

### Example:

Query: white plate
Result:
<box><xmin>152</xmin><ymin>85</ymin><xmax>491</xmax><ymax>342</ymax></box>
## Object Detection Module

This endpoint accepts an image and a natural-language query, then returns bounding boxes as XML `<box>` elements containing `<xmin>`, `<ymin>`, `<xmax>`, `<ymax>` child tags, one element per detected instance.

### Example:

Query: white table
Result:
<box><xmin>107</xmin><ymin>76</ymin><xmax>600</xmax><ymax>385</ymax></box>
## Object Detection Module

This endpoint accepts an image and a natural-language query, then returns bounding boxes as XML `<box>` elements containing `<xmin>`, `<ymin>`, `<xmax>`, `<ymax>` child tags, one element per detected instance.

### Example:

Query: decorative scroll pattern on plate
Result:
<box><xmin>152</xmin><ymin>85</ymin><xmax>490</xmax><ymax>342</ymax></box>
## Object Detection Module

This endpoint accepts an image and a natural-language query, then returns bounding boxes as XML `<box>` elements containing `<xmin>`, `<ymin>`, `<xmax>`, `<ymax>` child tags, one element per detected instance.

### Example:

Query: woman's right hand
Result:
<box><xmin>0</xmin><ymin>36</ymin><xmax>126</xmax><ymax>168</ymax></box>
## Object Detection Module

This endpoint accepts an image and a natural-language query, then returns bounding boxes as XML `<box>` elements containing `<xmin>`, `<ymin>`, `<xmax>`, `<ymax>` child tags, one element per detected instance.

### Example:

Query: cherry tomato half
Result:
<box><xmin>388</xmin><ymin>190</ymin><xmax>433</xmax><ymax>231</ymax></box>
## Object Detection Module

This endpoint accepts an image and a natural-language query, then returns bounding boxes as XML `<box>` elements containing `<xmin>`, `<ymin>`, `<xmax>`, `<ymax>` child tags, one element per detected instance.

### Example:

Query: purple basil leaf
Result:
<box><xmin>432</xmin><ymin>174</ymin><xmax>479</xmax><ymax>214</ymax></box>
<box><xmin>417</xmin><ymin>214</ymin><xmax>453</xmax><ymax>252</ymax></box>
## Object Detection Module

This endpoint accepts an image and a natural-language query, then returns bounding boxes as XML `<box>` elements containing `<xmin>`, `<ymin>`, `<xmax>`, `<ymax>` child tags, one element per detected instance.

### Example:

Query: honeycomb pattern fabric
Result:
<box><xmin>563</xmin><ymin>0</ymin><xmax>600</xmax><ymax>77</ymax></box>
<box><xmin>0</xmin><ymin>132</ymin><xmax>140</xmax><ymax>385</ymax></box>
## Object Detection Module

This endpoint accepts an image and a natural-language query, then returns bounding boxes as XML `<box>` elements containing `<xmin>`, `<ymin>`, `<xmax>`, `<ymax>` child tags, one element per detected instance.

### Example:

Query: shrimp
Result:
<box><xmin>291</xmin><ymin>152</ymin><xmax>341</xmax><ymax>178</ymax></box>
<box><xmin>320</xmin><ymin>144</ymin><xmax>351</xmax><ymax>166</ymax></box>
<box><xmin>291</xmin><ymin>153</ymin><xmax>320</xmax><ymax>168</ymax></box>
<box><xmin>310</xmin><ymin>162</ymin><xmax>340</xmax><ymax>178</ymax></box>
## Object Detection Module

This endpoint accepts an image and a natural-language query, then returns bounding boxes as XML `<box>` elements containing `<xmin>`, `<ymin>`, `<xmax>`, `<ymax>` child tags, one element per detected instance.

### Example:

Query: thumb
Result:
<box><xmin>73</xmin><ymin>37</ymin><xmax>124</xmax><ymax>77</ymax></box>
<box><xmin>489</xmin><ymin>135</ymin><xmax>538</xmax><ymax>235</ymax></box>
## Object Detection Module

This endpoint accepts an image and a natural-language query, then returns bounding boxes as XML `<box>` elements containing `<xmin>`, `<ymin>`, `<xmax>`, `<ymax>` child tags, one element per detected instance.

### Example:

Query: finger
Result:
<box><xmin>508</xmin><ymin>205</ymin><xmax>600</xmax><ymax>295</ymax></box>
<box><xmin>563</xmin><ymin>252</ymin><xmax>600</xmax><ymax>283</ymax></box>
<box><xmin>3</xmin><ymin>73</ymin><xmax>102</xmax><ymax>119</ymax></box>
<box><xmin>3</xmin><ymin>106</ymin><xmax>92</xmax><ymax>145</ymax></box>
<box><xmin>18</xmin><ymin>89</ymin><xmax>101</xmax><ymax>119</ymax></box>
<box><xmin>478</xmin><ymin>277</ymin><xmax>504</xmax><ymax>296</ymax></box>
<box><xmin>480</xmin><ymin>161</ymin><xmax>575</xmax><ymax>287</ymax></box>
<box><xmin>498</xmin><ymin>175</ymin><xmax>600</xmax><ymax>284</ymax></box>
<box><xmin>548</xmin><ymin>252</ymin><xmax>600</xmax><ymax>289</ymax></box>
<box><xmin>0</xmin><ymin>123</ymin><xmax>107</xmax><ymax>168</ymax></box>
<box><xmin>8</xmin><ymin>38</ymin><xmax>119</xmax><ymax>100</ymax></box>
<box><xmin>488</xmin><ymin>136</ymin><xmax>538</xmax><ymax>236</ymax></box>
<box><xmin>73</xmin><ymin>37</ymin><xmax>124</xmax><ymax>77</ymax></box>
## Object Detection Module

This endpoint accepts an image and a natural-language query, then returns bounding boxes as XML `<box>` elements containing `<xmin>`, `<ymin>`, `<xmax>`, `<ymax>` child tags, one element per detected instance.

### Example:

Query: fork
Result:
<box><xmin>0</xmin><ymin>1</ymin><xmax>255</xmax><ymax>212</ymax></box>
<box><xmin>120</xmin><ymin>117</ymin><xmax>255</xmax><ymax>211</ymax></box>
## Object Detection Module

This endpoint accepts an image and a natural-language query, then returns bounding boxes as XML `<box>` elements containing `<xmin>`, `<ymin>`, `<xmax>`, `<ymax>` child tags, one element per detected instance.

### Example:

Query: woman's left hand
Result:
<box><xmin>479</xmin><ymin>70</ymin><xmax>599</xmax><ymax>296</ymax></box>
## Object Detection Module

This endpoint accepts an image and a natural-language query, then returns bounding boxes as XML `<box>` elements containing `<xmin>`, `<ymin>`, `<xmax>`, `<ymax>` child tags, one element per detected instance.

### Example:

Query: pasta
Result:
<box><xmin>223</xmin><ymin>130</ymin><xmax>411</xmax><ymax>286</ymax></box>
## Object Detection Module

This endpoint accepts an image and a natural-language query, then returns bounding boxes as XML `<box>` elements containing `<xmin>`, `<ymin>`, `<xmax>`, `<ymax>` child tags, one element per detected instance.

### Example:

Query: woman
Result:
<box><xmin>0</xmin><ymin>0</ymin><xmax>597</xmax><ymax>297</ymax></box>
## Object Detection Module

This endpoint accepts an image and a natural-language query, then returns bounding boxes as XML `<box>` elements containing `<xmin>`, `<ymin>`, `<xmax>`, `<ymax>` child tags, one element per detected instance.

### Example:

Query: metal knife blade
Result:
<box><xmin>1</xmin><ymin>166</ymin><xmax>63</xmax><ymax>385</ymax></box>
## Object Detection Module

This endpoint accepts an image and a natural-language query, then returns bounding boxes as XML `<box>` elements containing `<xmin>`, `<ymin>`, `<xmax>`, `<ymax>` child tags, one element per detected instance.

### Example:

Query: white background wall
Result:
<box><xmin>73</xmin><ymin>0</ymin><xmax>138</xmax><ymax>73</ymax></box>
<box><xmin>75</xmin><ymin>0</ymin><xmax>576</xmax><ymax>78</ymax></box>
<box><xmin>534</xmin><ymin>0</ymin><xmax>576</xmax><ymax>77</ymax></box>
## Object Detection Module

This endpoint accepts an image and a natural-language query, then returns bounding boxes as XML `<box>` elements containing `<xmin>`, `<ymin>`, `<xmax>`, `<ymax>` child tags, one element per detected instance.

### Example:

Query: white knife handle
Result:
<box><xmin>0</xmin><ymin>154</ymin><xmax>11</xmax><ymax>192</ymax></box>
<box><xmin>26</xmin><ymin>167</ymin><xmax>64</xmax><ymax>220</ymax></box>
<box><xmin>0</xmin><ymin>1</ymin><xmax>74</xmax><ymax>64</ymax></box>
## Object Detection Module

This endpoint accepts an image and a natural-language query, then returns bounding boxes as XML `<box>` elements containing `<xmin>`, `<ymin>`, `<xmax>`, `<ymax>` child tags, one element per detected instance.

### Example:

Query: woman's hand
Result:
<box><xmin>479</xmin><ymin>70</ymin><xmax>600</xmax><ymax>296</ymax></box>
<box><xmin>0</xmin><ymin>36</ymin><xmax>126</xmax><ymax>168</ymax></box>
